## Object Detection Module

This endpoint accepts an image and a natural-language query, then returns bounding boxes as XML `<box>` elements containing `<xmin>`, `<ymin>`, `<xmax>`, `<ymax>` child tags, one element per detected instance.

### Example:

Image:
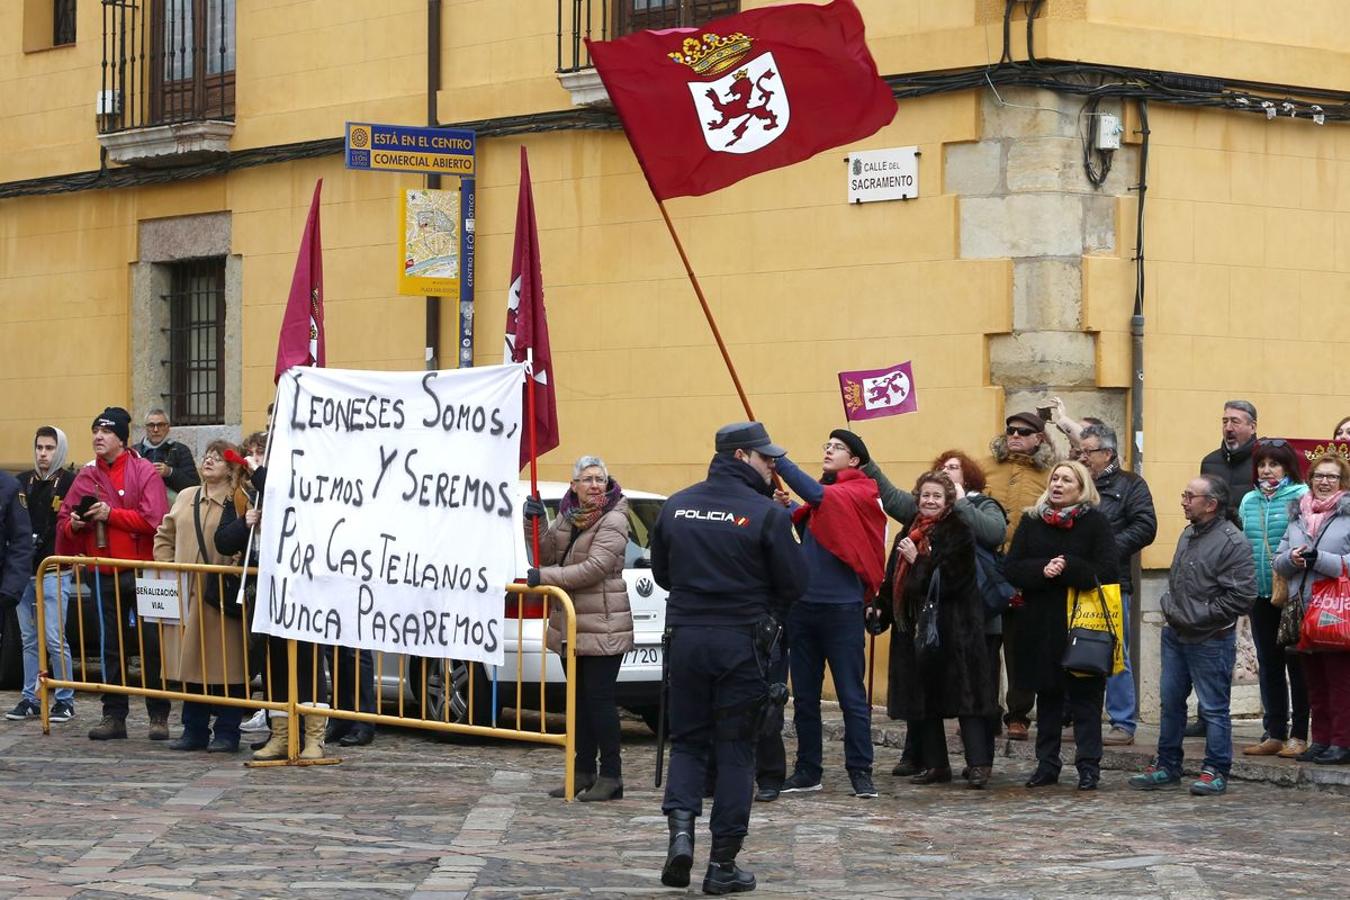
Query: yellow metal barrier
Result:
<box><xmin>35</xmin><ymin>557</ymin><xmax>579</xmax><ymax>799</ymax></box>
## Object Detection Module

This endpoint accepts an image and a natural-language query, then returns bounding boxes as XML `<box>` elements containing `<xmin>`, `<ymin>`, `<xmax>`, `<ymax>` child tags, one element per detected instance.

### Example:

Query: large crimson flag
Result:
<box><xmin>504</xmin><ymin>148</ymin><xmax>560</xmax><ymax>469</ymax></box>
<box><xmin>274</xmin><ymin>179</ymin><xmax>326</xmax><ymax>382</ymax></box>
<box><xmin>587</xmin><ymin>0</ymin><xmax>896</xmax><ymax>200</ymax></box>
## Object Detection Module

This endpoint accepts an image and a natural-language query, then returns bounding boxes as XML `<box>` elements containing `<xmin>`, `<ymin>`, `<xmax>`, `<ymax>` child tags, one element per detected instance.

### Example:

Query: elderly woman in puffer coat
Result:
<box><xmin>524</xmin><ymin>455</ymin><xmax>634</xmax><ymax>802</ymax></box>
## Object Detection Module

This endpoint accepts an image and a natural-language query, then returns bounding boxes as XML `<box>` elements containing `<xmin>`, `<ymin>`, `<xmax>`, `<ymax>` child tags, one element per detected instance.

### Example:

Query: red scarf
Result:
<box><xmin>1300</xmin><ymin>489</ymin><xmax>1345</xmax><ymax>541</ymax></box>
<box><xmin>791</xmin><ymin>468</ymin><xmax>886</xmax><ymax>598</ymax></box>
<box><xmin>890</xmin><ymin>510</ymin><xmax>946</xmax><ymax>609</ymax></box>
<box><xmin>1040</xmin><ymin>503</ymin><xmax>1088</xmax><ymax>529</ymax></box>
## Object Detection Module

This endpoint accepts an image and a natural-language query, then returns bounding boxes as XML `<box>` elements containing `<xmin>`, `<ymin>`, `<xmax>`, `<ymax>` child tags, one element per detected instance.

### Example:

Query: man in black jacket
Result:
<box><xmin>1200</xmin><ymin>400</ymin><xmax>1258</xmax><ymax>518</ymax></box>
<box><xmin>651</xmin><ymin>422</ymin><xmax>806</xmax><ymax>894</ymax></box>
<box><xmin>6</xmin><ymin>427</ymin><xmax>77</xmax><ymax>723</ymax></box>
<box><xmin>1079</xmin><ymin>424</ymin><xmax>1157</xmax><ymax>746</ymax></box>
<box><xmin>133</xmin><ymin>409</ymin><xmax>200</xmax><ymax>498</ymax></box>
<box><xmin>1</xmin><ymin>470</ymin><xmax>34</xmax><ymax>716</ymax></box>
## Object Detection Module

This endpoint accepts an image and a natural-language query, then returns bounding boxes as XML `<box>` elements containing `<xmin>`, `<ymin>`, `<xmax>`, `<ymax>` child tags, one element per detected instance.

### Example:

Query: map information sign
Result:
<box><xmin>399</xmin><ymin>188</ymin><xmax>461</xmax><ymax>297</ymax></box>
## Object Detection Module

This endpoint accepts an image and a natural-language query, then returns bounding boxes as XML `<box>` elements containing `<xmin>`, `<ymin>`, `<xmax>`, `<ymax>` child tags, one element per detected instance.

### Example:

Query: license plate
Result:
<box><xmin>622</xmin><ymin>646</ymin><xmax>662</xmax><ymax>667</ymax></box>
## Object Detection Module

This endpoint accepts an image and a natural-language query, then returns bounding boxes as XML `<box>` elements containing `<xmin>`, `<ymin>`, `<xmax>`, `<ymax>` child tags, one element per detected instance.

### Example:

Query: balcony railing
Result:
<box><xmin>557</xmin><ymin>1</ymin><xmax>740</xmax><ymax>73</ymax></box>
<box><xmin>99</xmin><ymin>0</ymin><xmax>235</xmax><ymax>135</ymax></box>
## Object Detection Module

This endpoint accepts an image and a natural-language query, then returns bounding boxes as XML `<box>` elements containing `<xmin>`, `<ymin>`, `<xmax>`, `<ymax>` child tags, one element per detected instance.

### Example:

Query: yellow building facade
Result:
<box><xmin>3</xmin><ymin>1</ymin><xmax>1350</xmax><ymax>708</ymax></box>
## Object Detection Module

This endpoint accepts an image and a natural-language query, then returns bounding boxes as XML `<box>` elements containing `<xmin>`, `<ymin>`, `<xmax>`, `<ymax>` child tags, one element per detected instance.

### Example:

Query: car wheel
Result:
<box><xmin>631</xmin><ymin>704</ymin><xmax>664</xmax><ymax>735</ymax></box>
<box><xmin>407</xmin><ymin>657</ymin><xmax>502</xmax><ymax>730</ymax></box>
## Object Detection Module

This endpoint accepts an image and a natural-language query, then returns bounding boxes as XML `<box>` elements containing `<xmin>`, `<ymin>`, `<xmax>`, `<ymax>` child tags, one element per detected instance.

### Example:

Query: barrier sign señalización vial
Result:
<box><xmin>345</xmin><ymin>123</ymin><xmax>476</xmax><ymax>177</ymax></box>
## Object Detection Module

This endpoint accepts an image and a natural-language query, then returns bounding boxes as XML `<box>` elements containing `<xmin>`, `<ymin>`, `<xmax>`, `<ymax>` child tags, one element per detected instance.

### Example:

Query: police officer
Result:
<box><xmin>651</xmin><ymin>422</ymin><xmax>806</xmax><ymax>895</ymax></box>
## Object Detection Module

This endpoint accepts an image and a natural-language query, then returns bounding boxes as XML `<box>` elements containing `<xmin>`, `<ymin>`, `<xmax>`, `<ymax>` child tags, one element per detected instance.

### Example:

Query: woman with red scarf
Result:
<box><xmin>1004</xmin><ymin>460</ymin><xmax>1118</xmax><ymax>791</ymax></box>
<box><xmin>1274</xmin><ymin>453</ymin><xmax>1350</xmax><ymax>765</ymax></box>
<box><xmin>525</xmin><ymin>455</ymin><xmax>634</xmax><ymax>800</ymax></box>
<box><xmin>872</xmin><ymin>472</ymin><xmax>997</xmax><ymax>788</ymax></box>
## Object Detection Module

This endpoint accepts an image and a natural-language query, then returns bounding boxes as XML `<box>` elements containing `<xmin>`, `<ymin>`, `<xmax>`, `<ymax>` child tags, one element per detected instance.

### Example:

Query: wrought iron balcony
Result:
<box><xmin>97</xmin><ymin>0</ymin><xmax>236</xmax><ymax>166</ymax></box>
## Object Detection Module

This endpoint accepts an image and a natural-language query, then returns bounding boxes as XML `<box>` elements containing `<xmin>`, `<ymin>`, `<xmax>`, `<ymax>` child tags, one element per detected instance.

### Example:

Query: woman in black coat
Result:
<box><xmin>873</xmin><ymin>472</ymin><xmax>996</xmax><ymax>788</ymax></box>
<box><xmin>1004</xmin><ymin>460</ymin><xmax>1119</xmax><ymax>791</ymax></box>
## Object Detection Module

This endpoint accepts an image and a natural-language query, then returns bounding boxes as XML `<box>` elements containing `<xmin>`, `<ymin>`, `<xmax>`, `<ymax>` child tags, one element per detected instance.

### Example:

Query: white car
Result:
<box><xmin>390</xmin><ymin>481</ymin><xmax>668</xmax><ymax>732</ymax></box>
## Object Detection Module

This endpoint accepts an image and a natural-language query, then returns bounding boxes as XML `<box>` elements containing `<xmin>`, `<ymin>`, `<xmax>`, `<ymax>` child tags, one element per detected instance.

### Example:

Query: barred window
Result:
<box><xmin>163</xmin><ymin>258</ymin><xmax>225</xmax><ymax>425</ymax></box>
<box><xmin>615</xmin><ymin>0</ymin><xmax>739</xmax><ymax>37</ymax></box>
<box><xmin>53</xmin><ymin>0</ymin><xmax>76</xmax><ymax>46</ymax></box>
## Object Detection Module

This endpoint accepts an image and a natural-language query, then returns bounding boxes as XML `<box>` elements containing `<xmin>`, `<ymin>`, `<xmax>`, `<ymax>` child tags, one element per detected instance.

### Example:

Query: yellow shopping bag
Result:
<box><xmin>1065</xmin><ymin>583</ymin><xmax>1126</xmax><ymax>677</ymax></box>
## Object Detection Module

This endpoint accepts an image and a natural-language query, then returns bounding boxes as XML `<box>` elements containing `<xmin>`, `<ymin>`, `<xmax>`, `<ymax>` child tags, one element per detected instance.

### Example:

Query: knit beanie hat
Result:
<box><xmin>92</xmin><ymin>407</ymin><xmax>131</xmax><ymax>446</ymax></box>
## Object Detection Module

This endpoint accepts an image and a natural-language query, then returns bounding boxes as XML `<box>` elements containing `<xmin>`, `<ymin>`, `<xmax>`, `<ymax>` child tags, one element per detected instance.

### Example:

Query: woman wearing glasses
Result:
<box><xmin>524</xmin><ymin>456</ymin><xmax>634</xmax><ymax>801</ymax></box>
<box><xmin>1003</xmin><ymin>460</ymin><xmax>1119</xmax><ymax>790</ymax></box>
<box><xmin>1274</xmin><ymin>453</ymin><xmax>1350</xmax><ymax>765</ymax></box>
<box><xmin>1237</xmin><ymin>440</ymin><xmax>1309</xmax><ymax>759</ymax></box>
<box><xmin>154</xmin><ymin>441</ymin><xmax>250</xmax><ymax>752</ymax></box>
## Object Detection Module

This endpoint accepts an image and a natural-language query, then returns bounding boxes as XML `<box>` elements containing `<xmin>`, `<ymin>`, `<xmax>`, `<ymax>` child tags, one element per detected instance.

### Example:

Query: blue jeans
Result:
<box><xmin>1104</xmin><ymin>590</ymin><xmax>1137</xmax><ymax>733</ymax></box>
<box><xmin>788</xmin><ymin>601</ymin><xmax>872</xmax><ymax>778</ymax></box>
<box><xmin>18</xmin><ymin>573</ymin><xmax>74</xmax><ymax>705</ymax></box>
<box><xmin>1158</xmin><ymin>626</ymin><xmax>1236</xmax><ymax>776</ymax></box>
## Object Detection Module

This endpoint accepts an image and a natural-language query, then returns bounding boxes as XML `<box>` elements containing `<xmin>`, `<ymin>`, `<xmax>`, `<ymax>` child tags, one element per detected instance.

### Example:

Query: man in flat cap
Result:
<box><xmin>650</xmin><ymin>422</ymin><xmax>806</xmax><ymax>894</ymax></box>
<box><xmin>58</xmin><ymin>407</ymin><xmax>171</xmax><ymax>742</ymax></box>
<box><xmin>981</xmin><ymin>411</ymin><xmax>1059</xmax><ymax>742</ymax></box>
<box><xmin>773</xmin><ymin>428</ymin><xmax>890</xmax><ymax>801</ymax></box>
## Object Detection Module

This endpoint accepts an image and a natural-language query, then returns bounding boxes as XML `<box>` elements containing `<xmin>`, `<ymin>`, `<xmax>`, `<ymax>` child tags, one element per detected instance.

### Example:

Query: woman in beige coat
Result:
<box><xmin>525</xmin><ymin>455</ymin><xmax>634</xmax><ymax>801</ymax></box>
<box><xmin>154</xmin><ymin>440</ymin><xmax>249</xmax><ymax>752</ymax></box>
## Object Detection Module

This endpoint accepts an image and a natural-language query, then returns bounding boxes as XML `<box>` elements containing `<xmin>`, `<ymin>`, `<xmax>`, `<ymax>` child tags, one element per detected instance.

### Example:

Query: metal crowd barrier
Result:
<box><xmin>34</xmin><ymin>557</ymin><xmax>580</xmax><ymax>799</ymax></box>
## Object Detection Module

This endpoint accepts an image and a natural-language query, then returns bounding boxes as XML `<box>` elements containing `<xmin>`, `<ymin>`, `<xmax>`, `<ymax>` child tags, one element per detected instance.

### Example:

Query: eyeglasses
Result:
<box><xmin>1006</xmin><ymin>426</ymin><xmax>1038</xmax><ymax>437</ymax></box>
<box><xmin>1180</xmin><ymin>491</ymin><xmax>1213</xmax><ymax>502</ymax></box>
<box><xmin>202</xmin><ymin>454</ymin><xmax>222</xmax><ymax>464</ymax></box>
<box><xmin>145</xmin><ymin>422</ymin><xmax>168</xmax><ymax>430</ymax></box>
<box><xmin>822</xmin><ymin>442</ymin><xmax>852</xmax><ymax>453</ymax></box>
<box><xmin>1081</xmin><ymin>447</ymin><xmax>1111</xmax><ymax>455</ymax></box>
<box><xmin>1261</xmin><ymin>439</ymin><xmax>1288</xmax><ymax>448</ymax></box>
<box><xmin>940</xmin><ymin>461</ymin><xmax>963</xmax><ymax>470</ymax></box>
<box><xmin>574</xmin><ymin>475</ymin><xmax>607</xmax><ymax>485</ymax></box>
<box><xmin>1311</xmin><ymin>472</ymin><xmax>1341</xmax><ymax>481</ymax></box>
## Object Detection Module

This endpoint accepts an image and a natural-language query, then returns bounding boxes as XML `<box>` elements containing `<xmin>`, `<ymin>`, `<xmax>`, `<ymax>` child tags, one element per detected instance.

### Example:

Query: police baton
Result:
<box><xmin>654</xmin><ymin>626</ymin><xmax>672</xmax><ymax>787</ymax></box>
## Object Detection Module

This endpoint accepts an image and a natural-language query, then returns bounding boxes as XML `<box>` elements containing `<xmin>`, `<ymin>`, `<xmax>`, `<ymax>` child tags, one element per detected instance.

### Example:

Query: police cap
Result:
<box><xmin>714</xmin><ymin>421</ymin><xmax>787</xmax><ymax>458</ymax></box>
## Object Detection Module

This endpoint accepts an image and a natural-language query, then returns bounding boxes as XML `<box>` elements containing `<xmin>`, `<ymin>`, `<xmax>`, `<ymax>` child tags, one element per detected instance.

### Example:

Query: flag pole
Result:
<box><xmin>525</xmin><ymin>347</ymin><xmax>541</xmax><ymax>566</ymax></box>
<box><xmin>655</xmin><ymin>198</ymin><xmax>756</xmax><ymax>422</ymax></box>
<box><xmin>234</xmin><ymin>380</ymin><xmax>284</xmax><ymax>608</ymax></box>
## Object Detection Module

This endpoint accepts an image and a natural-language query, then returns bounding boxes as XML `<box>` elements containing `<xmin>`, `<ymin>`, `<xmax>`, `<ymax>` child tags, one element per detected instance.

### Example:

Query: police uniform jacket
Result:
<box><xmin>650</xmin><ymin>454</ymin><xmax>807</xmax><ymax>627</ymax></box>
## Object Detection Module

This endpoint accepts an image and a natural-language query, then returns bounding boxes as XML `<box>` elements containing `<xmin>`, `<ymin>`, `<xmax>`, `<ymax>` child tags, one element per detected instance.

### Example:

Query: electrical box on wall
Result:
<box><xmin>1096</xmin><ymin>113</ymin><xmax>1122</xmax><ymax>150</ymax></box>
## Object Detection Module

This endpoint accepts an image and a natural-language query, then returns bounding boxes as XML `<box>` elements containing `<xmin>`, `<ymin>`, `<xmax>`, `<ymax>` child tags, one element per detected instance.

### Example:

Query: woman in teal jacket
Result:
<box><xmin>1238</xmin><ymin>440</ymin><xmax>1309</xmax><ymax>758</ymax></box>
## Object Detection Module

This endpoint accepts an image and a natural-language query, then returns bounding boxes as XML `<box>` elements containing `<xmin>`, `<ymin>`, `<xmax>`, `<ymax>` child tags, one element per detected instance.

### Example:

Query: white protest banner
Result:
<box><xmin>255</xmin><ymin>364</ymin><xmax>524</xmax><ymax>666</ymax></box>
<box><xmin>136</xmin><ymin>575</ymin><xmax>181</xmax><ymax>623</ymax></box>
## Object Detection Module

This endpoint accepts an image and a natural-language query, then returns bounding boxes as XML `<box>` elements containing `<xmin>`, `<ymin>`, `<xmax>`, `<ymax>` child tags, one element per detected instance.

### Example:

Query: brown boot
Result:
<box><xmin>252</xmin><ymin>714</ymin><xmax>290</xmax><ymax>761</ymax></box>
<box><xmin>148</xmin><ymin>713</ymin><xmax>170</xmax><ymax>741</ymax></box>
<box><xmin>88</xmin><ymin>715</ymin><xmax>127</xmax><ymax>741</ymax></box>
<box><xmin>300</xmin><ymin>706</ymin><xmax>327</xmax><ymax>760</ymax></box>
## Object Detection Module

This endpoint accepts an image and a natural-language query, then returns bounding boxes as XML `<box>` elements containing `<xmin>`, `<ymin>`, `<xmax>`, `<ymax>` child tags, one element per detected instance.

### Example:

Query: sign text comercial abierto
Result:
<box><xmin>255</xmin><ymin>364</ymin><xmax>523</xmax><ymax>666</ymax></box>
<box><xmin>345</xmin><ymin>122</ymin><xmax>476</xmax><ymax>177</ymax></box>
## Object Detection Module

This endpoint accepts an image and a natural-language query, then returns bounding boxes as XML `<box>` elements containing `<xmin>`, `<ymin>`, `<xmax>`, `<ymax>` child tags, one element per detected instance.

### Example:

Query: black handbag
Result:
<box><xmin>192</xmin><ymin>491</ymin><xmax>248</xmax><ymax>619</ymax></box>
<box><xmin>914</xmin><ymin>567</ymin><xmax>942</xmax><ymax>658</ymax></box>
<box><xmin>1061</xmin><ymin>579</ymin><xmax>1117</xmax><ymax>677</ymax></box>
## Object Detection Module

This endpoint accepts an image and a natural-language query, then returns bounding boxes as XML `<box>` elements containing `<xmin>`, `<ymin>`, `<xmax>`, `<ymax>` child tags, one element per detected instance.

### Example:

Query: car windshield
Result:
<box><xmin>540</xmin><ymin>497</ymin><xmax>663</xmax><ymax>567</ymax></box>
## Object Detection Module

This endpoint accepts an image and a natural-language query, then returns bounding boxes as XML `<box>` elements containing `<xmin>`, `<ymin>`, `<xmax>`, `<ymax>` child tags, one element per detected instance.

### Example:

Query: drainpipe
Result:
<box><xmin>425</xmin><ymin>0</ymin><xmax>442</xmax><ymax>371</ymax></box>
<box><xmin>1129</xmin><ymin>100</ymin><xmax>1150</xmax><ymax>693</ymax></box>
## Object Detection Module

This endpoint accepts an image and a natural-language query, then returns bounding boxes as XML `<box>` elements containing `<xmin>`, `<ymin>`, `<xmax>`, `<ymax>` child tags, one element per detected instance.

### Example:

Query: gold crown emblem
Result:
<box><xmin>842</xmin><ymin>380</ymin><xmax>864</xmax><ymax>414</ymax></box>
<box><xmin>668</xmin><ymin>31</ymin><xmax>754</xmax><ymax>77</ymax></box>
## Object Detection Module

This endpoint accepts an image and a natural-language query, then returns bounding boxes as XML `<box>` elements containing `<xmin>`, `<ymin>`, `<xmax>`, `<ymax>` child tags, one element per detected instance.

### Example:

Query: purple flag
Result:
<box><xmin>839</xmin><ymin>361</ymin><xmax>917</xmax><ymax>421</ymax></box>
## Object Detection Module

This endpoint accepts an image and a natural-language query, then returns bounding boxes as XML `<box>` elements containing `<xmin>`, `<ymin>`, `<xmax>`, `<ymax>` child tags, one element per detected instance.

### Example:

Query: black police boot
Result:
<box><xmin>660</xmin><ymin>810</ymin><xmax>696</xmax><ymax>888</ymax></box>
<box><xmin>702</xmin><ymin>835</ymin><xmax>756</xmax><ymax>895</ymax></box>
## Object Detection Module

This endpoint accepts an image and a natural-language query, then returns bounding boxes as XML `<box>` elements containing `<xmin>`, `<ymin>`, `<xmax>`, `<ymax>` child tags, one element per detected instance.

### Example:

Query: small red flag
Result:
<box><xmin>504</xmin><ymin>148</ymin><xmax>560</xmax><ymax>469</ymax></box>
<box><xmin>839</xmin><ymin>361</ymin><xmax>918</xmax><ymax>421</ymax></box>
<box><xmin>586</xmin><ymin>0</ymin><xmax>896</xmax><ymax>200</ymax></box>
<box><xmin>274</xmin><ymin>179</ymin><xmax>326</xmax><ymax>382</ymax></box>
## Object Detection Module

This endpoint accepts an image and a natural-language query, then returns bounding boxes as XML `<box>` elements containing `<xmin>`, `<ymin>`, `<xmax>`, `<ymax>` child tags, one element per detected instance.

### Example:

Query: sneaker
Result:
<box><xmin>780</xmin><ymin>770</ymin><xmax>823</xmax><ymax>793</ymax></box>
<box><xmin>49</xmin><ymin>701</ymin><xmax>75</xmax><ymax>723</ymax></box>
<box><xmin>1103</xmin><ymin>725</ymin><xmax>1135</xmax><ymax>746</ymax></box>
<box><xmin>1243</xmin><ymin>737</ymin><xmax>1283</xmax><ymax>756</ymax></box>
<box><xmin>1190</xmin><ymin>767</ymin><xmax>1228</xmax><ymax>796</ymax></box>
<box><xmin>240</xmin><ymin>709</ymin><xmax>270</xmax><ymax>732</ymax></box>
<box><xmin>5</xmin><ymin>699</ymin><xmax>39</xmax><ymax>721</ymax></box>
<box><xmin>849</xmin><ymin>770</ymin><xmax>878</xmax><ymax>799</ymax></box>
<box><xmin>1128</xmin><ymin>765</ymin><xmax>1181</xmax><ymax>791</ymax></box>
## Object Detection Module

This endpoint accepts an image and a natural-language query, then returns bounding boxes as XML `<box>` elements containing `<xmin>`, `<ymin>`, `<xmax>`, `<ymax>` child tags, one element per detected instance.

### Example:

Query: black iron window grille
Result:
<box><xmin>557</xmin><ymin>0</ymin><xmax>739</xmax><ymax>73</ymax></box>
<box><xmin>162</xmin><ymin>258</ymin><xmax>226</xmax><ymax>426</ymax></box>
<box><xmin>101</xmin><ymin>0</ymin><xmax>236</xmax><ymax>133</ymax></box>
<box><xmin>53</xmin><ymin>0</ymin><xmax>77</xmax><ymax>46</ymax></box>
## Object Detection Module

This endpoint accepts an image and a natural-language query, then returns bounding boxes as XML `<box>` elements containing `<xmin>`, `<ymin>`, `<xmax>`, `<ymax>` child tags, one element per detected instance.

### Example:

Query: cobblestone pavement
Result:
<box><xmin>2</xmin><ymin>690</ymin><xmax>1350</xmax><ymax>898</ymax></box>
